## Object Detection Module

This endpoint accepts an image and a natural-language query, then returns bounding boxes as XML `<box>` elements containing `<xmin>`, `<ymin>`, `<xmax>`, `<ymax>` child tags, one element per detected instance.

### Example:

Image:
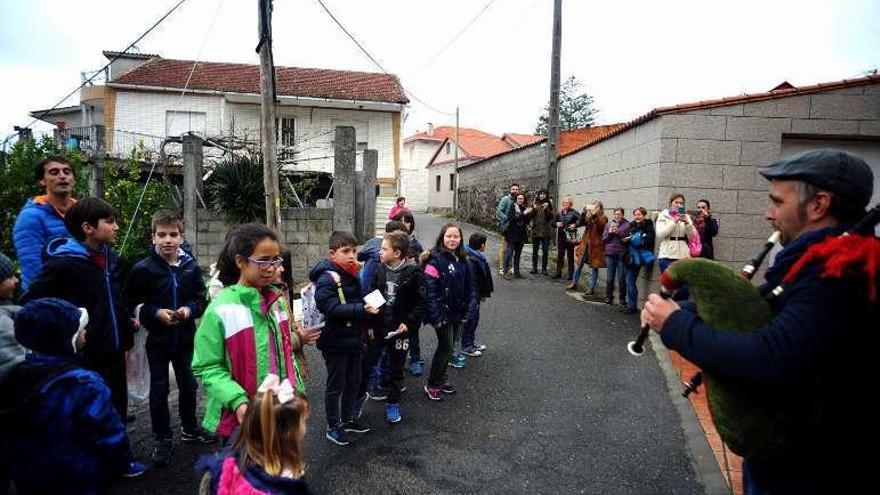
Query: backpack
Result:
<box><xmin>300</xmin><ymin>271</ymin><xmax>345</xmax><ymax>330</ymax></box>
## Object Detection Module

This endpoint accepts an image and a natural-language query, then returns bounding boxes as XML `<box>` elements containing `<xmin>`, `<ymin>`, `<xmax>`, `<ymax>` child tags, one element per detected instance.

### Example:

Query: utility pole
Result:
<box><xmin>546</xmin><ymin>0</ymin><xmax>562</xmax><ymax>203</ymax></box>
<box><xmin>257</xmin><ymin>0</ymin><xmax>281</xmax><ymax>230</ymax></box>
<box><xmin>452</xmin><ymin>106</ymin><xmax>459</xmax><ymax>213</ymax></box>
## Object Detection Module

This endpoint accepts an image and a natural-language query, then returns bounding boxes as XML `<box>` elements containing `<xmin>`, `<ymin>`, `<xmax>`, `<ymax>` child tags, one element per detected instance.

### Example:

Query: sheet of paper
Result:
<box><xmin>363</xmin><ymin>289</ymin><xmax>386</xmax><ymax>308</ymax></box>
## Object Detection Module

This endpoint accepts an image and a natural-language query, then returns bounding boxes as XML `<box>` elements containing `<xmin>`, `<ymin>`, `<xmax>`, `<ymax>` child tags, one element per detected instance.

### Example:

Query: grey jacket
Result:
<box><xmin>0</xmin><ymin>301</ymin><xmax>25</xmax><ymax>383</ymax></box>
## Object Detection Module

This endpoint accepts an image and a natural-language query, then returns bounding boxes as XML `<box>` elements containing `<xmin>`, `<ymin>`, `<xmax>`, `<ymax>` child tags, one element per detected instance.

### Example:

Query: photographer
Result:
<box><xmin>552</xmin><ymin>197</ymin><xmax>580</xmax><ymax>280</ymax></box>
<box><xmin>655</xmin><ymin>193</ymin><xmax>696</xmax><ymax>300</ymax></box>
<box><xmin>694</xmin><ymin>199</ymin><xmax>719</xmax><ymax>259</ymax></box>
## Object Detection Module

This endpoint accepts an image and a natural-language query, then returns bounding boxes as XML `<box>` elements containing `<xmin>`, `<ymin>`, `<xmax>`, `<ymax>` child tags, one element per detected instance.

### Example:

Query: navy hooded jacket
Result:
<box><xmin>309</xmin><ymin>259</ymin><xmax>365</xmax><ymax>354</ymax></box>
<box><xmin>423</xmin><ymin>250</ymin><xmax>477</xmax><ymax>326</ymax></box>
<box><xmin>126</xmin><ymin>247</ymin><xmax>207</xmax><ymax>352</ymax></box>
<box><xmin>21</xmin><ymin>237</ymin><xmax>134</xmax><ymax>360</ymax></box>
<box><xmin>356</xmin><ymin>236</ymin><xmax>383</xmax><ymax>294</ymax></box>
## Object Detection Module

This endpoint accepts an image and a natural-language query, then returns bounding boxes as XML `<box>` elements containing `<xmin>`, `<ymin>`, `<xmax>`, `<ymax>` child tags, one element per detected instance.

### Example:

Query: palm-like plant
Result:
<box><xmin>206</xmin><ymin>157</ymin><xmax>268</xmax><ymax>224</ymax></box>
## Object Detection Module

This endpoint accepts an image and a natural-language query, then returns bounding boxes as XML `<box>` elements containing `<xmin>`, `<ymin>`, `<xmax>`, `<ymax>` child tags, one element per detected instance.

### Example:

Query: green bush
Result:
<box><xmin>205</xmin><ymin>156</ymin><xmax>306</xmax><ymax>224</ymax></box>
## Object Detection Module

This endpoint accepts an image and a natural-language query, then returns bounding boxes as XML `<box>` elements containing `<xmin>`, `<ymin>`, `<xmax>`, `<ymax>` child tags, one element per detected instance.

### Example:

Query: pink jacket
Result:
<box><xmin>388</xmin><ymin>205</ymin><xmax>410</xmax><ymax>220</ymax></box>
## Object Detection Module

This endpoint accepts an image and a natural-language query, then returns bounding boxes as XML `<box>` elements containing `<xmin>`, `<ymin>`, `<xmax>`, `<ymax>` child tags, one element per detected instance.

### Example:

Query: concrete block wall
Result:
<box><xmin>194</xmin><ymin>208</ymin><xmax>332</xmax><ymax>282</ymax></box>
<box><xmin>456</xmin><ymin>143</ymin><xmax>548</xmax><ymax>229</ymax></box>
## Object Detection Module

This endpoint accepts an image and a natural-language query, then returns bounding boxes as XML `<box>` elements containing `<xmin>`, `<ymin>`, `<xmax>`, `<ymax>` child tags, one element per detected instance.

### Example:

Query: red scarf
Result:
<box><xmin>333</xmin><ymin>260</ymin><xmax>359</xmax><ymax>278</ymax></box>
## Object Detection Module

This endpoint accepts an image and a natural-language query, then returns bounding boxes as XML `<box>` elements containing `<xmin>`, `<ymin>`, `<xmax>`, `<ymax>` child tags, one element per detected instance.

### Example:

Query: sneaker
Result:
<box><xmin>326</xmin><ymin>425</ymin><xmax>351</xmax><ymax>446</ymax></box>
<box><xmin>150</xmin><ymin>439</ymin><xmax>173</xmax><ymax>466</ymax></box>
<box><xmin>440</xmin><ymin>382</ymin><xmax>456</xmax><ymax>394</ymax></box>
<box><xmin>475</xmin><ymin>342</ymin><xmax>488</xmax><ymax>351</ymax></box>
<box><xmin>367</xmin><ymin>387</ymin><xmax>388</xmax><ymax>401</ymax></box>
<box><xmin>181</xmin><ymin>427</ymin><xmax>216</xmax><ymax>444</ymax></box>
<box><xmin>122</xmin><ymin>461</ymin><xmax>147</xmax><ymax>478</ymax></box>
<box><xmin>461</xmin><ymin>346</ymin><xmax>482</xmax><ymax>357</ymax></box>
<box><xmin>343</xmin><ymin>418</ymin><xmax>371</xmax><ymax>434</ymax></box>
<box><xmin>409</xmin><ymin>361</ymin><xmax>423</xmax><ymax>376</ymax></box>
<box><xmin>448</xmin><ymin>355</ymin><xmax>466</xmax><ymax>368</ymax></box>
<box><xmin>424</xmin><ymin>385</ymin><xmax>444</xmax><ymax>401</ymax></box>
<box><xmin>621</xmin><ymin>307</ymin><xmax>638</xmax><ymax>315</ymax></box>
<box><xmin>386</xmin><ymin>403</ymin><xmax>401</xmax><ymax>423</ymax></box>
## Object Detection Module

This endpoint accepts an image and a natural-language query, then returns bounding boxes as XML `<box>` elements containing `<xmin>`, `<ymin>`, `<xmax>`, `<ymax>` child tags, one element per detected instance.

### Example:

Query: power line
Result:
<box><xmin>314</xmin><ymin>0</ymin><xmax>455</xmax><ymax>116</ymax></box>
<box><xmin>22</xmin><ymin>0</ymin><xmax>191</xmax><ymax>131</ymax></box>
<box><xmin>419</xmin><ymin>0</ymin><xmax>496</xmax><ymax>70</ymax></box>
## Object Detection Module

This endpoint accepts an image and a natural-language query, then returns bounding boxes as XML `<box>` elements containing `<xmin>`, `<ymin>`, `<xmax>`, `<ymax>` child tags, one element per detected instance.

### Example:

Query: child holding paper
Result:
<box><xmin>354</xmin><ymin>231</ymin><xmax>425</xmax><ymax>423</ymax></box>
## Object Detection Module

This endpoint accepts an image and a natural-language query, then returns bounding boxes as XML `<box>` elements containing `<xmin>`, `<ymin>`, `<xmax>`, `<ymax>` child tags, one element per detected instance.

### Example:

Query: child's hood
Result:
<box><xmin>45</xmin><ymin>237</ymin><xmax>93</xmax><ymax>259</ymax></box>
<box><xmin>465</xmin><ymin>245</ymin><xmax>487</xmax><ymax>262</ymax></box>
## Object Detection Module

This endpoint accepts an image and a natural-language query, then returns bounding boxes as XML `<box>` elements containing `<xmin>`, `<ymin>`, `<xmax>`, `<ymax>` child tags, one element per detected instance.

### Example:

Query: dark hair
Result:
<box><xmin>468</xmin><ymin>233</ymin><xmax>487</xmax><ymax>250</ymax></box>
<box><xmin>384</xmin><ymin>220</ymin><xmax>407</xmax><ymax>234</ymax></box>
<box><xmin>35</xmin><ymin>155</ymin><xmax>72</xmax><ymax>181</ymax></box>
<box><xmin>432</xmin><ymin>223</ymin><xmax>468</xmax><ymax>259</ymax></box>
<box><xmin>151</xmin><ymin>210</ymin><xmax>184</xmax><ymax>234</ymax></box>
<box><xmin>329</xmin><ymin>231</ymin><xmax>357</xmax><ymax>250</ymax></box>
<box><xmin>510</xmin><ymin>183</ymin><xmax>520</xmax><ymax>188</ymax></box>
<box><xmin>383</xmin><ymin>231</ymin><xmax>410</xmax><ymax>258</ymax></box>
<box><xmin>279</xmin><ymin>247</ymin><xmax>294</xmax><ymax>291</ymax></box>
<box><xmin>668</xmin><ymin>193</ymin><xmax>685</xmax><ymax>206</ymax></box>
<box><xmin>217</xmin><ymin>223</ymin><xmax>279</xmax><ymax>286</ymax></box>
<box><xmin>613</xmin><ymin>207</ymin><xmax>625</xmax><ymax>215</ymax></box>
<box><xmin>64</xmin><ymin>197</ymin><xmax>118</xmax><ymax>241</ymax></box>
<box><xmin>516</xmin><ymin>193</ymin><xmax>526</xmax><ymax>202</ymax></box>
<box><xmin>633</xmin><ymin>206</ymin><xmax>648</xmax><ymax>216</ymax></box>
<box><xmin>392</xmin><ymin>210</ymin><xmax>416</xmax><ymax>234</ymax></box>
<box><xmin>697</xmin><ymin>199</ymin><xmax>711</xmax><ymax>209</ymax></box>
<box><xmin>396</xmin><ymin>196</ymin><xmax>405</xmax><ymax>203</ymax></box>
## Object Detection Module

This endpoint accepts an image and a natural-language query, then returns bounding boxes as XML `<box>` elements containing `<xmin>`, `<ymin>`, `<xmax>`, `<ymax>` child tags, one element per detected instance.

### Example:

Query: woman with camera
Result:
<box><xmin>655</xmin><ymin>193</ymin><xmax>697</xmax><ymax>299</ymax></box>
<box><xmin>567</xmin><ymin>201</ymin><xmax>607</xmax><ymax>295</ymax></box>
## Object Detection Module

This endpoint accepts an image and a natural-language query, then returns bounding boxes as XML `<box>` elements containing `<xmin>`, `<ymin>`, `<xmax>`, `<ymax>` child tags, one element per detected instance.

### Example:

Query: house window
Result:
<box><xmin>165</xmin><ymin>111</ymin><xmax>206</xmax><ymax>137</ymax></box>
<box><xmin>449</xmin><ymin>173</ymin><xmax>455</xmax><ymax>191</ymax></box>
<box><xmin>436</xmin><ymin>175</ymin><xmax>441</xmax><ymax>192</ymax></box>
<box><xmin>445</xmin><ymin>142</ymin><xmax>451</xmax><ymax>154</ymax></box>
<box><xmin>276</xmin><ymin>117</ymin><xmax>296</xmax><ymax>161</ymax></box>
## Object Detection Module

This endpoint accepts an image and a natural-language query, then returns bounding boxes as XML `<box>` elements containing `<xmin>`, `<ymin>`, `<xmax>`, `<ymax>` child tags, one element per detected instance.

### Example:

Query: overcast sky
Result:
<box><xmin>1</xmin><ymin>0</ymin><xmax>878</xmax><ymax>142</ymax></box>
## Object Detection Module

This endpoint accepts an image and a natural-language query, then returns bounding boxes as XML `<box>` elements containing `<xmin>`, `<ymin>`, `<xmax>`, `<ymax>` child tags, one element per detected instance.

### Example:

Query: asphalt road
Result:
<box><xmin>113</xmin><ymin>213</ymin><xmax>702</xmax><ymax>494</ymax></box>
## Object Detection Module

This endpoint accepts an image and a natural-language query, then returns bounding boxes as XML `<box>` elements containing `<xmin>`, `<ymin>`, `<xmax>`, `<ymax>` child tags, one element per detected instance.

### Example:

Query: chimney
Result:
<box><xmin>427</xmin><ymin>123</ymin><xmax>434</xmax><ymax>137</ymax></box>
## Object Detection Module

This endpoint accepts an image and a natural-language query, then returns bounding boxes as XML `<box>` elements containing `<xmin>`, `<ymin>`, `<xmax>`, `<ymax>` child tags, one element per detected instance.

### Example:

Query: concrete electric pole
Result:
<box><xmin>258</xmin><ymin>0</ymin><xmax>281</xmax><ymax>230</ymax></box>
<box><xmin>546</xmin><ymin>0</ymin><xmax>562</xmax><ymax>203</ymax></box>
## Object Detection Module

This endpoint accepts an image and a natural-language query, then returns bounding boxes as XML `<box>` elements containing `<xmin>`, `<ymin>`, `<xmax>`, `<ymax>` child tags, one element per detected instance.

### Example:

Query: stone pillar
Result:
<box><xmin>363</xmin><ymin>149</ymin><xmax>378</xmax><ymax>239</ymax></box>
<box><xmin>355</xmin><ymin>170</ymin><xmax>365</xmax><ymax>243</ymax></box>
<box><xmin>183</xmin><ymin>134</ymin><xmax>203</xmax><ymax>255</ymax></box>
<box><xmin>333</xmin><ymin>126</ymin><xmax>356</xmax><ymax>233</ymax></box>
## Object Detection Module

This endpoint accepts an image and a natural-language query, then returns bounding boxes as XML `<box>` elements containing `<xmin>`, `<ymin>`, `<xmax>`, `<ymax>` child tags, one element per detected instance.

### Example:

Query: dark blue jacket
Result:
<box><xmin>465</xmin><ymin>245</ymin><xmax>494</xmax><ymax>300</ymax></box>
<box><xmin>309</xmin><ymin>259</ymin><xmax>365</xmax><ymax>354</ymax></box>
<box><xmin>660</xmin><ymin>225</ymin><xmax>875</xmax><ymax>493</ymax></box>
<box><xmin>423</xmin><ymin>250</ymin><xmax>477</xmax><ymax>326</ymax></box>
<box><xmin>21</xmin><ymin>238</ymin><xmax>134</xmax><ymax>361</ymax></box>
<box><xmin>12</xmin><ymin>197</ymin><xmax>72</xmax><ymax>291</ymax></box>
<box><xmin>126</xmin><ymin>248</ymin><xmax>207</xmax><ymax>352</ymax></box>
<box><xmin>357</xmin><ymin>236</ymin><xmax>383</xmax><ymax>294</ymax></box>
<box><xmin>370</xmin><ymin>261</ymin><xmax>426</xmax><ymax>333</ymax></box>
<box><xmin>2</xmin><ymin>354</ymin><xmax>130</xmax><ymax>494</ymax></box>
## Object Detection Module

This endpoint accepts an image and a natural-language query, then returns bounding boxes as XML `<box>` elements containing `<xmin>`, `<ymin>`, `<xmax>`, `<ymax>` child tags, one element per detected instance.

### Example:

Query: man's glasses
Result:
<box><xmin>247</xmin><ymin>257</ymin><xmax>284</xmax><ymax>269</ymax></box>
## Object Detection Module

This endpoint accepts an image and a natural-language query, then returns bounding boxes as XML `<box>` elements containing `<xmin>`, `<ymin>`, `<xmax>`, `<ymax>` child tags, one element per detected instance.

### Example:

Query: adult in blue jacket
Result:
<box><xmin>12</xmin><ymin>155</ymin><xmax>77</xmax><ymax>291</ymax></box>
<box><xmin>641</xmin><ymin>149</ymin><xmax>876</xmax><ymax>495</ymax></box>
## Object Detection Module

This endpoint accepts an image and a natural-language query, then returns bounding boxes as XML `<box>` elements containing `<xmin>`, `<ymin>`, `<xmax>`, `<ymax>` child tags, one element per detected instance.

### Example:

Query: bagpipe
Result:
<box><xmin>628</xmin><ymin>202</ymin><xmax>880</xmax><ymax>463</ymax></box>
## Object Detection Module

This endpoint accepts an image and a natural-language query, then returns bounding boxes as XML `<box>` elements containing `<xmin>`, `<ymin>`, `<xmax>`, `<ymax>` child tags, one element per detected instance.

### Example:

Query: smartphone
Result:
<box><xmin>678</xmin><ymin>206</ymin><xmax>686</xmax><ymax>216</ymax></box>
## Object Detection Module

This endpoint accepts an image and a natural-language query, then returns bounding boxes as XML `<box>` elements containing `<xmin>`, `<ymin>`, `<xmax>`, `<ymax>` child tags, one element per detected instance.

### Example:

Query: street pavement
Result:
<box><xmin>113</xmin><ymin>212</ymin><xmax>707</xmax><ymax>494</ymax></box>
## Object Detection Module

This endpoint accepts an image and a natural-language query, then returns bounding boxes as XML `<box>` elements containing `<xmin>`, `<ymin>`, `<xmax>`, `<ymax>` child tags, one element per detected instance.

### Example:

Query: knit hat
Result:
<box><xmin>0</xmin><ymin>253</ymin><xmax>14</xmax><ymax>281</ymax></box>
<box><xmin>15</xmin><ymin>298</ymin><xmax>87</xmax><ymax>357</ymax></box>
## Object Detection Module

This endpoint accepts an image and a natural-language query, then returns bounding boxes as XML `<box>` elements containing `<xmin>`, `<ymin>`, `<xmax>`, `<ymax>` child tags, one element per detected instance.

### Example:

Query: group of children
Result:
<box><xmin>0</xmin><ymin>189</ymin><xmax>495</xmax><ymax>493</ymax></box>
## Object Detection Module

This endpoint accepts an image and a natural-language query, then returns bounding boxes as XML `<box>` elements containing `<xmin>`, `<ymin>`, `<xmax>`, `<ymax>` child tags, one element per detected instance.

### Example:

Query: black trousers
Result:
<box><xmin>147</xmin><ymin>347</ymin><xmax>198</xmax><ymax>440</ymax></box>
<box><xmin>358</xmin><ymin>329</ymin><xmax>408</xmax><ymax>404</ymax></box>
<box><xmin>83</xmin><ymin>351</ymin><xmax>128</xmax><ymax>420</ymax></box>
<box><xmin>322</xmin><ymin>351</ymin><xmax>361</xmax><ymax>428</ymax></box>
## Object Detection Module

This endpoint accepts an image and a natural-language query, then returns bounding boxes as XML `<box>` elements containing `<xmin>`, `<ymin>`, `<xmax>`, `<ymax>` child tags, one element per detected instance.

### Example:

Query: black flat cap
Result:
<box><xmin>760</xmin><ymin>148</ymin><xmax>874</xmax><ymax>207</ymax></box>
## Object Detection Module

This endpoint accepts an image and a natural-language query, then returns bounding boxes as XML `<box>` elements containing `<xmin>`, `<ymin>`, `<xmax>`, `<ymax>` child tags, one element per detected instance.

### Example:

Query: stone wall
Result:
<box><xmin>456</xmin><ymin>142</ymin><xmax>547</xmax><ymax>229</ymax></box>
<box><xmin>194</xmin><ymin>208</ymin><xmax>332</xmax><ymax>282</ymax></box>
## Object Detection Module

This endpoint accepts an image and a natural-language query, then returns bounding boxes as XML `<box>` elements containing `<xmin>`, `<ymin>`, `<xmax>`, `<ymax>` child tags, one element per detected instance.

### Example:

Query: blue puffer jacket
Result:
<box><xmin>126</xmin><ymin>247</ymin><xmax>207</xmax><ymax>352</ymax></box>
<box><xmin>357</xmin><ymin>236</ymin><xmax>383</xmax><ymax>294</ymax></box>
<box><xmin>423</xmin><ymin>250</ymin><xmax>477</xmax><ymax>326</ymax></box>
<box><xmin>309</xmin><ymin>259</ymin><xmax>365</xmax><ymax>354</ymax></box>
<box><xmin>3</xmin><ymin>354</ymin><xmax>131</xmax><ymax>494</ymax></box>
<box><xmin>12</xmin><ymin>196</ymin><xmax>73</xmax><ymax>291</ymax></box>
<box><xmin>21</xmin><ymin>237</ymin><xmax>134</xmax><ymax>361</ymax></box>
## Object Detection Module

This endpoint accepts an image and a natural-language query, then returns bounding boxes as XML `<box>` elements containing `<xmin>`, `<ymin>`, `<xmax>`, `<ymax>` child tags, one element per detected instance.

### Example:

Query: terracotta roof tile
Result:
<box><xmin>109</xmin><ymin>57</ymin><xmax>409</xmax><ymax>104</ymax></box>
<box><xmin>560</xmin><ymin>73</ymin><xmax>880</xmax><ymax>158</ymax></box>
<box><xmin>502</xmin><ymin>133</ymin><xmax>543</xmax><ymax>147</ymax></box>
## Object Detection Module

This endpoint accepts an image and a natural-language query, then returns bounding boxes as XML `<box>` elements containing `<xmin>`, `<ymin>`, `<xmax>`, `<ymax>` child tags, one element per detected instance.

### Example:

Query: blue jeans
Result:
<box><xmin>147</xmin><ymin>348</ymin><xmax>198</xmax><ymax>440</ymax></box>
<box><xmin>605</xmin><ymin>254</ymin><xmax>627</xmax><ymax>303</ymax></box>
<box><xmin>503</xmin><ymin>240</ymin><xmax>524</xmax><ymax>274</ymax></box>
<box><xmin>531</xmin><ymin>236</ymin><xmax>550</xmax><ymax>271</ymax></box>
<box><xmin>461</xmin><ymin>304</ymin><xmax>481</xmax><ymax>349</ymax></box>
<box><xmin>571</xmin><ymin>257</ymin><xmax>598</xmax><ymax>288</ymax></box>
<box><xmin>658</xmin><ymin>258</ymin><xmax>690</xmax><ymax>300</ymax></box>
<box><xmin>625</xmin><ymin>263</ymin><xmax>651</xmax><ymax>311</ymax></box>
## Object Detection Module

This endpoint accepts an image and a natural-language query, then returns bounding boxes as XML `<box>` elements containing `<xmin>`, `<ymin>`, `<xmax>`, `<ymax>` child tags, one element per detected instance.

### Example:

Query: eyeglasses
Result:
<box><xmin>247</xmin><ymin>257</ymin><xmax>284</xmax><ymax>269</ymax></box>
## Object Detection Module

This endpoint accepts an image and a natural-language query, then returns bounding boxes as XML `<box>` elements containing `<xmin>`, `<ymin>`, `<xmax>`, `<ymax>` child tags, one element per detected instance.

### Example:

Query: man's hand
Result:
<box><xmin>397</xmin><ymin>323</ymin><xmax>408</xmax><ymax>334</ymax></box>
<box><xmin>365</xmin><ymin>304</ymin><xmax>380</xmax><ymax>315</ymax></box>
<box><xmin>156</xmin><ymin>308</ymin><xmax>178</xmax><ymax>326</ymax></box>
<box><xmin>641</xmin><ymin>294</ymin><xmax>681</xmax><ymax>333</ymax></box>
<box><xmin>175</xmin><ymin>307</ymin><xmax>192</xmax><ymax>321</ymax></box>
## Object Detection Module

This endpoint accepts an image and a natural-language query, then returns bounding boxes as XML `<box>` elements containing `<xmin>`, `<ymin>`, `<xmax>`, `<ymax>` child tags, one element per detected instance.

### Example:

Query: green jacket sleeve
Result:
<box><xmin>192</xmin><ymin>309</ymin><xmax>249</xmax><ymax>411</ymax></box>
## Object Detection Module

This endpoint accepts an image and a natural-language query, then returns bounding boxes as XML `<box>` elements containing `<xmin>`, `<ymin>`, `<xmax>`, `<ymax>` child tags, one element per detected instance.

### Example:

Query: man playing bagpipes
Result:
<box><xmin>641</xmin><ymin>149</ymin><xmax>879</xmax><ymax>495</ymax></box>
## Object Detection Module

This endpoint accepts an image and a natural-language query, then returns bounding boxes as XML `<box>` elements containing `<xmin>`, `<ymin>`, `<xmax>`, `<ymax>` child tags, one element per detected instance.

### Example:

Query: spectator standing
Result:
<box><xmin>621</xmin><ymin>207</ymin><xmax>655</xmax><ymax>314</ymax></box>
<box><xmin>655</xmin><ymin>193</ymin><xmax>696</xmax><ymax>300</ymax></box>
<box><xmin>495</xmin><ymin>184</ymin><xmax>520</xmax><ymax>272</ymax></box>
<box><xmin>462</xmin><ymin>233</ymin><xmax>493</xmax><ymax>358</ymax></box>
<box><xmin>529</xmin><ymin>189</ymin><xmax>554</xmax><ymax>275</ymax></box>
<box><xmin>694</xmin><ymin>199</ymin><xmax>720</xmax><ymax>259</ymax></box>
<box><xmin>601</xmin><ymin>208</ymin><xmax>629</xmax><ymax>307</ymax></box>
<box><xmin>569</xmin><ymin>202</ymin><xmax>607</xmax><ymax>295</ymax></box>
<box><xmin>12</xmin><ymin>155</ymin><xmax>77</xmax><ymax>291</ymax></box>
<box><xmin>552</xmin><ymin>197</ymin><xmax>580</xmax><ymax>280</ymax></box>
<box><xmin>502</xmin><ymin>193</ymin><xmax>532</xmax><ymax>280</ymax></box>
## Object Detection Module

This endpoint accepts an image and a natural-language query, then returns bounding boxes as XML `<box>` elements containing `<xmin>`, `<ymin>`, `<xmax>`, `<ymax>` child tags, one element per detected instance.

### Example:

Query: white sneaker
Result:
<box><xmin>476</xmin><ymin>342</ymin><xmax>487</xmax><ymax>351</ymax></box>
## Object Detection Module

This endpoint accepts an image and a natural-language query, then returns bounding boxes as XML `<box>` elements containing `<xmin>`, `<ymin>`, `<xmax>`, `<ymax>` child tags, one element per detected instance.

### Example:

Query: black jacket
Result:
<box><xmin>423</xmin><ymin>250</ymin><xmax>477</xmax><ymax>325</ymax></box>
<box><xmin>370</xmin><ymin>261</ymin><xmax>425</xmax><ymax>334</ymax></box>
<box><xmin>21</xmin><ymin>238</ymin><xmax>134</xmax><ymax>362</ymax></box>
<box><xmin>309</xmin><ymin>259</ymin><xmax>365</xmax><ymax>354</ymax></box>
<box><xmin>504</xmin><ymin>202</ymin><xmax>530</xmax><ymax>244</ymax></box>
<box><xmin>465</xmin><ymin>245</ymin><xmax>494</xmax><ymax>300</ymax></box>
<box><xmin>126</xmin><ymin>248</ymin><xmax>207</xmax><ymax>351</ymax></box>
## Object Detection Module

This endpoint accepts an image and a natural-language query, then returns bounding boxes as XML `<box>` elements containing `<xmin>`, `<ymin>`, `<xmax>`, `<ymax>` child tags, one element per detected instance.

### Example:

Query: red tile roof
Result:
<box><xmin>404</xmin><ymin>125</ymin><xmax>466</xmax><ymax>143</ymax></box>
<box><xmin>560</xmin><ymin>73</ymin><xmax>880</xmax><ymax>158</ymax></box>
<box><xmin>558</xmin><ymin>125</ymin><xmax>625</xmax><ymax>155</ymax></box>
<box><xmin>502</xmin><ymin>133</ymin><xmax>543</xmax><ymax>147</ymax></box>
<box><xmin>109</xmin><ymin>57</ymin><xmax>409</xmax><ymax>104</ymax></box>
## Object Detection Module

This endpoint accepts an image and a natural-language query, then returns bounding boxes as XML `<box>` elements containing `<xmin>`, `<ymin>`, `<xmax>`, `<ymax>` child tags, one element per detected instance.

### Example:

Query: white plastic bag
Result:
<box><xmin>126</xmin><ymin>329</ymin><xmax>150</xmax><ymax>403</ymax></box>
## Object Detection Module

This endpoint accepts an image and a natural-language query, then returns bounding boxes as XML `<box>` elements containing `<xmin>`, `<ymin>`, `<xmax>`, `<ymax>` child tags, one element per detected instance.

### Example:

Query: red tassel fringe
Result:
<box><xmin>782</xmin><ymin>234</ymin><xmax>880</xmax><ymax>302</ymax></box>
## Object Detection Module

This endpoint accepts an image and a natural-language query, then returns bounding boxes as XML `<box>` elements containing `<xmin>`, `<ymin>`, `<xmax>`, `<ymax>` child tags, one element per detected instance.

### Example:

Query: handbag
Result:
<box><xmin>688</xmin><ymin>233</ymin><xmax>702</xmax><ymax>257</ymax></box>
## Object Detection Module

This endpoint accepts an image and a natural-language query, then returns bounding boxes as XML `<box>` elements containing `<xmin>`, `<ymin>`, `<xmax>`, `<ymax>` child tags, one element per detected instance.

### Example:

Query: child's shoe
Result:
<box><xmin>181</xmin><ymin>427</ymin><xmax>216</xmax><ymax>444</ymax></box>
<box><xmin>440</xmin><ymin>382</ymin><xmax>456</xmax><ymax>394</ymax></box>
<box><xmin>344</xmin><ymin>418</ymin><xmax>371</xmax><ymax>434</ymax></box>
<box><xmin>150</xmin><ymin>439</ymin><xmax>173</xmax><ymax>466</ymax></box>
<box><xmin>448</xmin><ymin>355</ymin><xmax>466</xmax><ymax>368</ymax></box>
<box><xmin>409</xmin><ymin>361</ymin><xmax>423</xmax><ymax>376</ymax></box>
<box><xmin>122</xmin><ymin>461</ymin><xmax>147</xmax><ymax>478</ymax></box>
<box><xmin>424</xmin><ymin>385</ymin><xmax>443</xmax><ymax>401</ymax></box>
<box><xmin>386</xmin><ymin>403</ymin><xmax>401</xmax><ymax>423</ymax></box>
<box><xmin>326</xmin><ymin>425</ymin><xmax>352</xmax><ymax>446</ymax></box>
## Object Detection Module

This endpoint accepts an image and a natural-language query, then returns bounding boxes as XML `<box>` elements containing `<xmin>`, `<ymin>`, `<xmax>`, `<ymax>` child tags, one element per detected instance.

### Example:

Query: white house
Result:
<box><xmin>30</xmin><ymin>51</ymin><xmax>409</xmax><ymax>186</ymax></box>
